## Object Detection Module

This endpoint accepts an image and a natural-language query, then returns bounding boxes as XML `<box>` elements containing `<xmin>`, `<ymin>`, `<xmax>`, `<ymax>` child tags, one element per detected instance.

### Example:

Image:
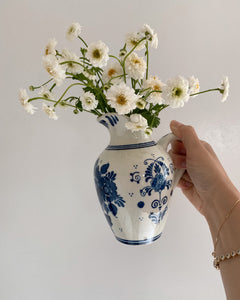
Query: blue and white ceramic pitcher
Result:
<box><xmin>94</xmin><ymin>113</ymin><xmax>183</xmax><ymax>245</ymax></box>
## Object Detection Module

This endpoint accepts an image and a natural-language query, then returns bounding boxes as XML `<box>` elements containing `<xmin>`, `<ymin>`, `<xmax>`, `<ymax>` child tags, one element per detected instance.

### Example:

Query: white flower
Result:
<box><xmin>106</xmin><ymin>82</ymin><xmax>138</xmax><ymax>114</ymax></box>
<box><xmin>125</xmin><ymin>114</ymin><xmax>148</xmax><ymax>132</ymax></box>
<box><xmin>19</xmin><ymin>88</ymin><xmax>29</xmax><ymax>105</ymax></box>
<box><xmin>45</xmin><ymin>38</ymin><xmax>57</xmax><ymax>56</ymax></box>
<box><xmin>125</xmin><ymin>52</ymin><xmax>146</xmax><ymax>80</ymax></box>
<box><xmin>81</xmin><ymin>92</ymin><xmax>98</xmax><ymax>111</ymax></box>
<box><xmin>188</xmin><ymin>76</ymin><xmax>200</xmax><ymax>97</ymax></box>
<box><xmin>24</xmin><ymin>102</ymin><xmax>37</xmax><ymax>115</ymax></box>
<box><xmin>39</xmin><ymin>86</ymin><xmax>54</xmax><ymax>100</ymax></box>
<box><xmin>42</xmin><ymin>103</ymin><xmax>58</xmax><ymax>120</ymax></box>
<box><xmin>83</xmin><ymin>70</ymin><xmax>97</xmax><ymax>81</ymax></box>
<box><xmin>125</xmin><ymin>32</ymin><xmax>145</xmax><ymax>51</ymax></box>
<box><xmin>220</xmin><ymin>76</ymin><xmax>229</xmax><ymax>102</ymax></box>
<box><xmin>143</xmin><ymin>76</ymin><xmax>165</xmax><ymax>105</ymax></box>
<box><xmin>66</xmin><ymin>22</ymin><xmax>81</xmax><ymax>41</ymax></box>
<box><xmin>162</xmin><ymin>76</ymin><xmax>190</xmax><ymax>108</ymax></box>
<box><xmin>19</xmin><ymin>88</ymin><xmax>37</xmax><ymax>115</ymax></box>
<box><xmin>42</xmin><ymin>55</ymin><xmax>66</xmax><ymax>86</ymax></box>
<box><xmin>60</xmin><ymin>49</ymin><xmax>82</xmax><ymax>74</ymax></box>
<box><xmin>140</xmin><ymin>24</ymin><xmax>158</xmax><ymax>48</ymax></box>
<box><xmin>86</xmin><ymin>41</ymin><xmax>109</xmax><ymax>68</ymax></box>
<box><xmin>102</xmin><ymin>61</ymin><xmax>123</xmax><ymax>84</ymax></box>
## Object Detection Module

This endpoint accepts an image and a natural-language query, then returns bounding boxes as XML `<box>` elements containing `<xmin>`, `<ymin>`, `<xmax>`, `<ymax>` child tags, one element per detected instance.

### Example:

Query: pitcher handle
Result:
<box><xmin>158</xmin><ymin>133</ymin><xmax>185</xmax><ymax>189</ymax></box>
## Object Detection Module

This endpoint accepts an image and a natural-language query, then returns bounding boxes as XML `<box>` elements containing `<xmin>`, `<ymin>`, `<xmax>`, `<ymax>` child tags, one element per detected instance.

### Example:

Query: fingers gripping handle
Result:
<box><xmin>158</xmin><ymin>133</ymin><xmax>185</xmax><ymax>189</ymax></box>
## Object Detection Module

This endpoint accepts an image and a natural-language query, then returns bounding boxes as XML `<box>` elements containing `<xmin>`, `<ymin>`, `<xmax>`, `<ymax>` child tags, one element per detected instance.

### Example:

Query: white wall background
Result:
<box><xmin>1</xmin><ymin>0</ymin><xmax>240</xmax><ymax>299</ymax></box>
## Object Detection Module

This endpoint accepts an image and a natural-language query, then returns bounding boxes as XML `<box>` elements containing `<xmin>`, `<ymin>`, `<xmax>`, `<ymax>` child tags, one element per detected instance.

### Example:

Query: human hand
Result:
<box><xmin>169</xmin><ymin>120</ymin><xmax>239</xmax><ymax>220</ymax></box>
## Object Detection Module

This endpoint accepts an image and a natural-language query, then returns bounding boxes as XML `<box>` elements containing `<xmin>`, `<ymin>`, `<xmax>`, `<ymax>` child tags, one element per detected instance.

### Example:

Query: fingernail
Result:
<box><xmin>171</xmin><ymin>120</ymin><xmax>183</xmax><ymax>128</ymax></box>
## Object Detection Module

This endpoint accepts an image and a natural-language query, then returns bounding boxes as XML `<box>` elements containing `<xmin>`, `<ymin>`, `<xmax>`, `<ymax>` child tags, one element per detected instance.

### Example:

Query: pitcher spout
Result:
<box><xmin>97</xmin><ymin>113</ymin><xmax>152</xmax><ymax>146</ymax></box>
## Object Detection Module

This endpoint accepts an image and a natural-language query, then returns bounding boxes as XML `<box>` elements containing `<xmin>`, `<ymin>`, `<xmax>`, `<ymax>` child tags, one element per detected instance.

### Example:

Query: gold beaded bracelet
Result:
<box><xmin>213</xmin><ymin>249</ymin><xmax>240</xmax><ymax>269</ymax></box>
<box><xmin>212</xmin><ymin>199</ymin><xmax>240</xmax><ymax>270</ymax></box>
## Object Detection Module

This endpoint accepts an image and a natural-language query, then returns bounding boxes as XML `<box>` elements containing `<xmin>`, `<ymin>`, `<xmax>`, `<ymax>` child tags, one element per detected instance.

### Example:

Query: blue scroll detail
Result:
<box><xmin>105</xmin><ymin>115</ymin><xmax>119</xmax><ymax>127</ymax></box>
<box><xmin>130</xmin><ymin>171</ymin><xmax>141</xmax><ymax>184</ymax></box>
<box><xmin>99</xmin><ymin>119</ymin><xmax>109</xmax><ymax>128</ymax></box>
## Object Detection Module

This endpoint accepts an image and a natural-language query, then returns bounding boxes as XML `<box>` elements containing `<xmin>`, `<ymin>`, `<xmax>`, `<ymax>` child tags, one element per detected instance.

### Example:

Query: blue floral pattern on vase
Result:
<box><xmin>139</xmin><ymin>156</ymin><xmax>172</xmax><ymax>223</ymax></box>
<box><xmin>94</xmin><ymin>160</ymin><xmax>125</xmax><ymax>227</ymax></box>
<box><xmin>149</xmin><ymin>206</ymin><xmax>168</xmax><ymax>224</ymax></box>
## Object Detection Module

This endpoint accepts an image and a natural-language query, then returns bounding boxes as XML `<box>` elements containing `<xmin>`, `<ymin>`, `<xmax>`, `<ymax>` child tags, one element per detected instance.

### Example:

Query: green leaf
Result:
<box><xmin>72</xmin><ymin>73</ymin><xmax>88</xmax><ymax>82</ymax></box>
<box><xmin>76</xmin><ymin>100</ymin><xmax>83</xmax><ymax>112</ymax></box>
<box><xmin>140</xmin><ymin>110</ymin><xmax>160</xmax><ymax>128</ymax></box>
<box><xmin>80</xmin><ymin>48</ymin><xmax>87</xmax><ymax>56</ymax></box>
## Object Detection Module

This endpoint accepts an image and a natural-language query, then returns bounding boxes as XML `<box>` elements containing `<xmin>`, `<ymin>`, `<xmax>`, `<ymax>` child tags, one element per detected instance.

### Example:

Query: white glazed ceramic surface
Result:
<box><xmin>94</xmin><ymin>113</ymin><xmax>183</xmax><ymax>245</ymax></box>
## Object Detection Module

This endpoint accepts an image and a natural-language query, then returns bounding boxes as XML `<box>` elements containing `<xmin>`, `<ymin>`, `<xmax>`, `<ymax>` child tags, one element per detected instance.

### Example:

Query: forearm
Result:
<box><xmin>205</xmin><ymin>185</ymin><xmax>240</xmax><ymax>300</ymax></box>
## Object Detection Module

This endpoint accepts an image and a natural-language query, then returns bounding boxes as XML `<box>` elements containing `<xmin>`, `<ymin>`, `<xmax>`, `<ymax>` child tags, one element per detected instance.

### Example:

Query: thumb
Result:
<box><xmin>170</xmin><ymin>120</ymin><xmax>201</xmax><ymax>152</ymax></box>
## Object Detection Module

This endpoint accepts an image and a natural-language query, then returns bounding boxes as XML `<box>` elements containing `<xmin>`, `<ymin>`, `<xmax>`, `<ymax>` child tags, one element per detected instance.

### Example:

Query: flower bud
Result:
<box><xmin>136</xmin><ymin>98</ymin><xmax>146</xmax><ymax>109</ymax></box>
<box><xmin>29</xmin><ymin>85</ymin><xmax>34</xmax><ymax>91</ymax></box>
<box><xmin>119</xmin><ymin>49</ymin><xmax>127</xmax><ymax>58</ymax></box>
<box><xmin>145</xmin><ymin>128</ymin><xmax>152</xmax><ymax>136</ymax></box>
<box><xmin>73</xmin><ymin>108</ymin><xmax>79</xmax><ymax>114</ymax></box>
<box><xmin>103</xmin><ymin>84</ymin><xmax>110</xmax><ymax>91</ymax></box>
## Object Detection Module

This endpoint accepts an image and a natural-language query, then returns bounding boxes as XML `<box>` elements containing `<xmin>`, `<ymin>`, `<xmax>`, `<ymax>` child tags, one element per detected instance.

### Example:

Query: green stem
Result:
<box><xmin>96</xmin><ymin>71</ymin><xmax>104</xmax><ymax>86</ymax></box>
<box><xmin>28</xmin><ymin>97</ymin><xmax>56</xmax><ymax>103</ymax></box>
<box><xmin>121</xmin><ymin>37</ymin><xmax>146</xmax><ymax>83</ymax></box>
<box><xmin>80</xmin><ymin>57</ymin><xmax>92</xmax><ymax>66</ymax></box>
<box><xmin>64</xmin><ymin>96</ymin><xmax>79</xmax><ymax>102</ymax></box>
<box><xmin>49</xmin><ymin>83</ymin><xmax>56</xmax><ymax>92</ymax></box>
<box><xmin>123</xmin><ymin>37</ymin><xmax>146</xmax><ymax>64</ymax></box>
<box><xmin>139</xmin><ymin>87</ymin><xmax>151</xmax><ymax>94</ymax></box>
<box><xmin>28</xmin><ymin>97</ymin><xmax>75</xmax><ymax>108</ymax></box>
<box><xmin>146</xmin><ymin>41</ymin><xmax>149</xmax><ymax>80</ymax></box>
<box><xmin>60</xmin><ymin>60</ymin><xmax>85</xmax><ymax>68</ymax></box>
<box><xmin>190</xmin><ymin>88</ymin><xmax>220</xmax><ymax>97</ymax></box>
<box><xmin>54</xmin><ymin>83</ymin><xmax>85</xmax><ymax>107</ymax></box>
<box><xmin>78</xmin><ymin>35</ymin><xmax>88</xmax><ymax>48</ymax></box>
<box><xmin>144</xmin><ymin>90</ymin><xmax>162</xmax><ymax>101</ymax></box>
<box><xmin>30</xmin><ymin>78</ymin><xmax>53</xmax><ymax>90</ymax></box>
<box><xmin>109</xmin><ymin>54</ymin><xmax>123</xmax><ymax>66</ymax></box>
<box><xmin>108</xmin><ymin>74</ymin><xmax>125</xmax><ymax>84</ymax></box>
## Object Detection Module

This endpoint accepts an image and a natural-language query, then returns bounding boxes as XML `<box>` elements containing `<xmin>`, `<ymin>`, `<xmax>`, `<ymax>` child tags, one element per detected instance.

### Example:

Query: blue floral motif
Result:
<box><xmin>138</xmin><ymin>156</ymin><xmax>172</xmax><ymax>224</ymax></box>
<box><xmin>140</xmin><ymin>156</ymin><xmax>172</xmax><ymax>201</ymax></box>
<box><xmin>94</xmin><ymin>160</ymin><xmax>125</xmax><ymax>224</ymax></box>
<box><xmin>149</xmin><ymin>206</ymin><xmax>168</xmax><ymax>224</ymax></box>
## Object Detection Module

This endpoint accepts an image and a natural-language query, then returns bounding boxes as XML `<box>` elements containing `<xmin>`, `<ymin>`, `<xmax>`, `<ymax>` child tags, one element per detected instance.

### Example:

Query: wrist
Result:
<box><xmin>204</xmin><ymin>185</ymin><xmax>240</xmax><ymax>254</ymax></box>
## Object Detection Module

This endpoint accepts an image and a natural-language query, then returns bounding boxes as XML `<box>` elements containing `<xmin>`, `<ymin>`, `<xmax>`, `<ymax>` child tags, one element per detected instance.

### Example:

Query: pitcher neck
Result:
<box><xmin>97</xmin><ymin>113</ymin><xmax>153</xmax><ymax>146</ymax></box>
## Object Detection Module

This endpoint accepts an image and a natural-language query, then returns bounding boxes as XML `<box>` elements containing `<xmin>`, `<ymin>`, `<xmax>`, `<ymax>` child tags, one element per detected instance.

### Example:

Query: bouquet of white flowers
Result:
<box><xmin>19</xmin><ymin>23</ymin><xmax>229</xmax><ymax>134</ymax></box>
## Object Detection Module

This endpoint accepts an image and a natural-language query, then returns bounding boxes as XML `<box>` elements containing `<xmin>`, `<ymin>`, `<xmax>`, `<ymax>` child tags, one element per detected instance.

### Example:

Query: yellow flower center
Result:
<box><xmin>116</xmin><ymin>94</ymin><xmax>127</xmax><ymax>105</ymax></box>
<box><xmin>93</xmin><ymin>49</ymin><xmax>101</xmax><ymax>59</ymax></box>
<box><xmin>68</xmin><ymin>27</ymin><xmax>74</xmax><ymax>34</ymax></box>
<box><xmin>172</xmin><ymin>87</ymin><xmax>183</xmax><ymax>98</ymax></box>
<box><xmin>131</xmin><ymin>39</ymin><xmax>138</xmax><ymax>46</ymax></box>
<box><xmin>153</xmin><ymin>84</ymin><xmax>161</xmax><ymax>91</ymax></box>
<box><xmin>47</xmin><ymin>67</ymin><xmax>53</xmax><ymax>75</ymax></box>
<box><xmin>108</xmin><ymin>68</ymin><xmax>116</xmax><ymax>77</ymax></box>
<box><xmin>133</xmin><ymin>59</ymin><xmax>140</xmax><ymax>64</ymax></box>
<box><xmin>86</xmin><ymin>98</ymin><xmax>92</xmax><ymax>104</ymax></box>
